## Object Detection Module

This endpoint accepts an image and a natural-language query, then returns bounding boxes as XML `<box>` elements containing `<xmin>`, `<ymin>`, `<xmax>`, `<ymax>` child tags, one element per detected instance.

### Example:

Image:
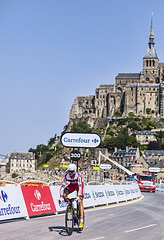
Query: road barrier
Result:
<box><xmin>155</xmin><ymin>183</ymin><xmax>164</xmax><ymax>191</ymax></box>
<box><xmin>0</xmin><ymin>182</ymin><xmax>141</xmax><ymax>221</ymax></box>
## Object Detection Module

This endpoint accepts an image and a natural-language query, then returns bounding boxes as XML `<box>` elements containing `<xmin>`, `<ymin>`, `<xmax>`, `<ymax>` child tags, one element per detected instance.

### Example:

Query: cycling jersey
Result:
<box><xmin>60</xmin><ymin>172</ymin><xmax>84</xmax><ymax>196</ymax></box>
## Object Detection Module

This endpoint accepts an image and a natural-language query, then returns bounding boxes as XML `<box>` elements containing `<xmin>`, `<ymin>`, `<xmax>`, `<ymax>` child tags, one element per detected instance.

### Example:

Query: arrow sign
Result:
<box><xmin>61</xmin><ymin>132</ymin><xmax>101</xmax><ymax>148</ymax></box>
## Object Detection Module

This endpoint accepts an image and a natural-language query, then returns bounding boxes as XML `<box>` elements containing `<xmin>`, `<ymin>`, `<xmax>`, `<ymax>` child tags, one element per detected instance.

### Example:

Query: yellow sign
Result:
<box><xmin>93</xmin><ymin>167</ymin><xmax>100</xmax><ymax>170</ymax></box>
<box><xmin>62</xmin><ymin>165</ymin><xmax>68</xmax><ymax>168</ymax></box>
<box><xmin>54</xmin><ymin>167</ymin><xmax>59</xmax><ymax>170</ymax></box>
<box><xmin>43</xmin><ymin>165</ymin><xmax>49</xmax><ymax>168</ymax></box>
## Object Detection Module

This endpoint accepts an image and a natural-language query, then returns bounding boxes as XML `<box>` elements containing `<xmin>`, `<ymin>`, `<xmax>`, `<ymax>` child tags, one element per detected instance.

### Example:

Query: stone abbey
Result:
<box><xmin>69</xmin><ymin>15</ymin><xmax>164</xmax><ymax>127</ymax></box>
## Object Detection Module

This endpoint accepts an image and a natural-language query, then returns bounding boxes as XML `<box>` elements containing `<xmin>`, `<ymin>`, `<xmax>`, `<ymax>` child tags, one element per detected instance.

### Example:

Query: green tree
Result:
<box><xmin>71</xmin><ymin>120</ymin><xmax>93</xmax><ymax>132</ymax></box>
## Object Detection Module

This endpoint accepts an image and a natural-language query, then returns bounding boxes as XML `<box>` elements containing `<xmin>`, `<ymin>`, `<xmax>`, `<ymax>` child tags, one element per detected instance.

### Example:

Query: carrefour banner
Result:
<box><xmin>0</xmin><ymin>186</ymin><xmax>28</xmax><ymax>221</ymax></box>
<box><xmin>21</xmin><ymin>186</ymin><xmax>56</xmax><ymax>216</ymax></box>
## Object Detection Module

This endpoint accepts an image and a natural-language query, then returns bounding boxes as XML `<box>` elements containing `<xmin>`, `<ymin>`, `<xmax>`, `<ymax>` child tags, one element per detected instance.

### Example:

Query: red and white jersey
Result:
<box><xmin>60</xmin><ymin>172</ymin><xmax>84</xmax><ymax>196</ymax></box>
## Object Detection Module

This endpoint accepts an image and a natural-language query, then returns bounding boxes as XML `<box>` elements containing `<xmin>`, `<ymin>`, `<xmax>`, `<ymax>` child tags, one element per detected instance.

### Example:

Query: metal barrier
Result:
<box><xmin>19</xmin><ymin>180</ymin><xmax>48</xmax><ymax>186</ymax></box>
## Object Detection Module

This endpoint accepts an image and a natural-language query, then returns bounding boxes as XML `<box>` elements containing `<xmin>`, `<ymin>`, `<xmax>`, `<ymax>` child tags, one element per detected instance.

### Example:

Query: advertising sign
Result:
<box><xmin>149</xmin><ymin>167</ymin><xmax>160</xmax><ymax>172</ymax></box>
<box><xmin>0</xmin><ymin>186</ymin><xmax>28</xmax><ymax>221</ymax></box>
<box><xmin>90</xmin><ymin>185</ymin><xmax>108</xmax><ymax>205</ymax></box>
<box><xmin>61</xmin><ymin>132</ymin><xmax>101</xmax><ymax>148</ymax></box>
<box><xmin>21</xmin><ymin>186</ymin><xmax>56</xmax><ymax>216</ymax></box>
<box><xmin>102</xmin><ymin>184</ymin><xmax>118</xmax><ymax>204</ymax></box>
<box><xmin>114</xmin><ymin>185</ymin><xmax>127</xmax><ymax>202</ymax></box>
<box><xmin>100</xmin><ymin>164</ymin><xmax>112</xmax><ymax>170</ymax></box>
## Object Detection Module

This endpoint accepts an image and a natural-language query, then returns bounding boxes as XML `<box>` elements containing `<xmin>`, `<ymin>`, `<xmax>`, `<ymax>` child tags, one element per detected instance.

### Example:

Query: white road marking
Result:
<box><xmin>125</xmin><ymin>224</ymin><xmax>157</xmax><ymax>233</ymax></box>
<box><xmin>89</xmin><ymin>237</ymin><xmax>105</xmax><ymax>240</ymax></box>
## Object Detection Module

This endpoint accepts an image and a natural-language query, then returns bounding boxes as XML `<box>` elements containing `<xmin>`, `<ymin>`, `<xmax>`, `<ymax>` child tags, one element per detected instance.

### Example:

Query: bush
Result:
<box><xmin>12</xmin><ymin>172</ymin><xmax>18</xmax><ymax>178</ymax></box>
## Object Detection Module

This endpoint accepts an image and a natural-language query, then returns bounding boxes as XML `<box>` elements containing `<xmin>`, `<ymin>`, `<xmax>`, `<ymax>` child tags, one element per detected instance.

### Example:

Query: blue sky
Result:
<box><xmin>1</xmin><ymin>0</ymin><xmax>164</xmax><ymax>158</ymax></box>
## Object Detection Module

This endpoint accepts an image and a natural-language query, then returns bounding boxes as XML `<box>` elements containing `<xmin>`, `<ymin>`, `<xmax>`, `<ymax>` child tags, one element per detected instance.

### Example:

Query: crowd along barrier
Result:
<box><xmin>0</xmin><ymin>182</ymin><xmax>141</xmax><ymax>221</ymax></box>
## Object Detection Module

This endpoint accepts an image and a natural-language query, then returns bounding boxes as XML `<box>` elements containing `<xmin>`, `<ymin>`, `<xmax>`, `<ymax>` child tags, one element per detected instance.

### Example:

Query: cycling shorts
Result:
<box><xmin>65</xmin><ymin>183</ymin><xmax>84</xmax><ymax>197</ymax></box>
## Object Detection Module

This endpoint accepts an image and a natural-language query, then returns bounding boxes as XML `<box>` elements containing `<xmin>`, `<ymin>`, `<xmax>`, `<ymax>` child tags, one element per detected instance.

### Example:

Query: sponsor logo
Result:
<box><xmin>116</xmin><ymin>190</ymin><xmax>124</xmax><ymax>196</ymax></box>
<box><xmin>125</xmin><ymin>190</ymin><xmax>130</xmax><ymax>195</ymax></box>
<box><xmin>59</xmin><ymin>201</ymin><xmax>68</xmax><ymax>208</ymax></box>
<box><xmin>92</xmin><ymin>191</ymin><xmax>96</xmax><ymax>200</ymax></box>
<box><xmin>105</xmin><ymin>190</ymin><xmax>115</xmax><ymax>198</ymax></box>
<box><xmin>92</xmin><ymin>191</ymin><xmax>104</xmax><ymax>199</ymax></box>
<box><xmin>34</xmin><ymin>190</ymin><xmax>41</xmax><ymax>200</ymax></box>
<box><xmin>30</xmin><ymin>189</ymin><xmax>52</xmax><ymax>212</ymax></box>
<box><xmin>92</xmin><ymin>138</ymin><xmax>99</xmax><ymax>143</ymax></box>
<box><xmin>0</xmin><ymin>190</ymin><xmax>21</xmax><ymax>216</ymax></box>
<box><xmin>0</xmin><ymin>190</ymin><xmax>8</xmax><ymax>202</ymax></box>
<box><xmin>30</xmin><ymin>202</ymin><xmax>51</xmax><ymax>212</ymax></box>
<box><xmin>84</xmin><ymin>192</ymin><xmax>91</xmax><ymax>199</ymax></box>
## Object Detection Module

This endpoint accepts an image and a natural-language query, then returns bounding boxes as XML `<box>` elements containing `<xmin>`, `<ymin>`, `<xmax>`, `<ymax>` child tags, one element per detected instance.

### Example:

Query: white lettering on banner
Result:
<box><xmin>30</xmin><ymin>202</ymin><xmax>51</xmax><ymax>212</ymax></box>
<box><xmin>0</xmin><ymin>204</ymin><xmax>20</xmax><ymax>216</ymax></box>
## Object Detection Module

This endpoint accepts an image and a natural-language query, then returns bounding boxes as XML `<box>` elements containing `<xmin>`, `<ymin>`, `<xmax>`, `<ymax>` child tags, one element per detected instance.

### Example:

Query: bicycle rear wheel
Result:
<box><xmin>65</xmin><ymin>205</ymin><xmax>74</xmax><ymax>235</ymax></box>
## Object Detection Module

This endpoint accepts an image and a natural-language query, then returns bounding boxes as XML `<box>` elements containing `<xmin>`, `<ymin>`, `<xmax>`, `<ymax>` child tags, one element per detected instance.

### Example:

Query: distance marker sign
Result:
<box><xmin>61</xmin><ymin>132</ymin><xmax>101</xmax><ymax>148</ymax></box>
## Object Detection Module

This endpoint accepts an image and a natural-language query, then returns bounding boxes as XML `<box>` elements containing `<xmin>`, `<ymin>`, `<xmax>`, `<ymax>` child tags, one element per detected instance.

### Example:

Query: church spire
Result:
<box><xmin>149</xmin><ymin>12</ymin><xmax>154</xmax><ymax>48</ymax></box>
<box><xmin>144</xmin><ymin>12</ymin><xmax>158</xmax><ymax>59</ymax></box>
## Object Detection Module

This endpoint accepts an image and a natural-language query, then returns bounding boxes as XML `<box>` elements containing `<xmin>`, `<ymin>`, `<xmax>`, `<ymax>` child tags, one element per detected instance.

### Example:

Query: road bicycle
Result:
<box><xmin>65</xmin><ymin>197</ymin><xmax>84</xmax><ymax>235</ymax></box>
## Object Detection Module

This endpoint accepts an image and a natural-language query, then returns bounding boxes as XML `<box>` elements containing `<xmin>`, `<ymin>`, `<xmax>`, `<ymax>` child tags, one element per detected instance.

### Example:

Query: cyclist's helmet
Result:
<box><xmin>67</xmin><ymin>163</ymin><xmax>77</xmax><ymax>174</ymax></box>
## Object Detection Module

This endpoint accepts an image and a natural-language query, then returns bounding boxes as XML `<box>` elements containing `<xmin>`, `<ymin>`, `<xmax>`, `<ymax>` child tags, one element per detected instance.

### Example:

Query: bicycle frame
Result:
<box><xmin>65</xmin><ymin>198</ymin><xmax>80</xmax><ymax>235</ymax></box>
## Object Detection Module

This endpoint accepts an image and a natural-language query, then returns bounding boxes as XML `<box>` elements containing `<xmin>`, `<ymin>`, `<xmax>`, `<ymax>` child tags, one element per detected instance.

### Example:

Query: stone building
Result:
<box><xmin>113</xmin><ymin>147</ymin><xmax>140</xmax><ymax>173</ymax></box>
<box><xmin>136</xmin><ymin>131</ymin><xmax>157</xmax><ymax>145</ymax></box>
<box><xmin>69</xmin><ymin>15</ymin><xmax>164</xmax><ymax>129</ymax></box>
<box><xmin>5</xmin><ymin>151</ymin><xmax>36</xmax><ymax>174</ymax></box>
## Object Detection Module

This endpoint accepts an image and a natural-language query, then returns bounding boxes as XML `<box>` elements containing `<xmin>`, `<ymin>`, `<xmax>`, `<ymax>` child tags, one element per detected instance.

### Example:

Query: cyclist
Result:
<box><xmin>59</xmin><ymin>163</ymin><xmax>84</xmax><ymax>230</ymax></box>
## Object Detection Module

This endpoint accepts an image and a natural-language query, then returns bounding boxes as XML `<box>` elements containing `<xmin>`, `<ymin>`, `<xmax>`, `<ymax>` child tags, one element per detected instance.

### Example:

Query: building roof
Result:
<box><xmin>10</xmin><ymin>152</ymin><xmax>35</xmax><ymax>160</ymax></box>
<box><xmin>129</xmin><ymin>83</ymin><xmax>159</xmax><ymax>87</ymax></box>
<box><xmin>144</xmin><ymin>150</ymin><xmax>164</xmax><ymax>156</ymax></box>
<box><xmin>116</xmin><ymin>73</ymin><xmax>140</xmax><ymax>78</ymax></box>
<box><xmin>159</xmin><ymin>63</ymin><xmax>164</xmax><ymax>67</ymax></box>
<box><xmin>113</xmin><ymin>148</ymin><xmax>137</xmax><ymax>158</ymax></box>
<box><xmin>136</xmin><ymin>131</ymin><xmax>157</xmax><ymax>135</ymax></box>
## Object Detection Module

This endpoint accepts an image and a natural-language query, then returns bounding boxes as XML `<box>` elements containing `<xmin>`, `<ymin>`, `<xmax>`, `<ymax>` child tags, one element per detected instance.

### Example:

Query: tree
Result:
<box><xmin>146</xmin><ymin>108</ymin><xmax>151</xmax><ymax>115</ymax></box>
<box><xmin>71</xmin><ymin>120</ymin><xmax>93</xmax><ymax>132</ymax></box>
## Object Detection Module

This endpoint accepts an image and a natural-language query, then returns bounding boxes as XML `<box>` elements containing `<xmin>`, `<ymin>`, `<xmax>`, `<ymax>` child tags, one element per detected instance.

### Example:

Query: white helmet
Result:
<box><xmin>67</xmin><ymin>163</ymin><xmax>77</xmax><ymax>174</ymax></box>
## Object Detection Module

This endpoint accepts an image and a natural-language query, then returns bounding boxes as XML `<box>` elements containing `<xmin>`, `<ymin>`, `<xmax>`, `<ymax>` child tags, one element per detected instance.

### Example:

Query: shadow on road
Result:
<box><xmin>49</xmin><ymin>226</ymin><xmax>82</xmax><ymax>236</ymax></box>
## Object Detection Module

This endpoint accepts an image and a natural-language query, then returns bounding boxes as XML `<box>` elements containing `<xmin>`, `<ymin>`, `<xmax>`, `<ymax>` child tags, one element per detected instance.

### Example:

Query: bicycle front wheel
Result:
<box><xmin>65</xmin><ymin>205</ymin><xmax>74</xmax><ymax>235</ymax></box>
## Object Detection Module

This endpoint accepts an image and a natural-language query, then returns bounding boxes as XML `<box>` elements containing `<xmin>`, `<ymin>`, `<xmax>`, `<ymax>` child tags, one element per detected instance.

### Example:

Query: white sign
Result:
<box><xmin>0</xmin><ymin>186</ymin><xmax>28</xmax><ymax>221</ymax></box>
<box><xmin>100</xmin><ymin>164</ymin><xmax>112</xmax><ymax>170</ymax></box>
<box><xmin>149</xmin><ymin>167</ymin><xmax>160</xmax><ymax>172</ymax></box>
<box><xmin>61</xmin><ymin>132</ymin><xmax>101</xmax><ymax>148</ymax></box>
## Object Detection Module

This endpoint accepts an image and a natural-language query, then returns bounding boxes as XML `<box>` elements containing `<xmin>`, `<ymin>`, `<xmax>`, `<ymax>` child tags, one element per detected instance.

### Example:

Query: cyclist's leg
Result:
<box><xmin>79</xmin><ymin>196</ymin><xmax>84</xmax><ymax>220</ymax></box>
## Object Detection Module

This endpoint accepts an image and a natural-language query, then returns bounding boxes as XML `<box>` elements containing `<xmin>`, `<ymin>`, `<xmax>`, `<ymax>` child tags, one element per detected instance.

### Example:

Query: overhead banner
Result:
<box><xmin>61</xmin><ymin>132</ymin><xmax>101</xmax><ymax>148</ymax></box>
<box><xmin>21</xmin><ymin>186</ymin><xmax>56</xmax><ymax>216</ymax></box>
<box><xmin>0</xmin><ymin>186</ymin><xmax>28</xmax><ymax>221</ymax></box>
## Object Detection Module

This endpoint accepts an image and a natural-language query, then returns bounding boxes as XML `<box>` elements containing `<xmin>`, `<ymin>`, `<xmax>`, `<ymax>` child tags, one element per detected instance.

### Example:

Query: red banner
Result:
<box><xmin>21</xmin><ymin>186</ymin><xmax>56</xmax><ymax>216</ymax></box>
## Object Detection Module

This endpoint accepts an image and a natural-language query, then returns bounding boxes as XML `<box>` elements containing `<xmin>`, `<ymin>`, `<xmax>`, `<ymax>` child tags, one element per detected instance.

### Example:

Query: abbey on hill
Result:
<box><xmin>68</xmin><ymin>15</ymin><xmax>164</xmax><ymax>129</ymax></box>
